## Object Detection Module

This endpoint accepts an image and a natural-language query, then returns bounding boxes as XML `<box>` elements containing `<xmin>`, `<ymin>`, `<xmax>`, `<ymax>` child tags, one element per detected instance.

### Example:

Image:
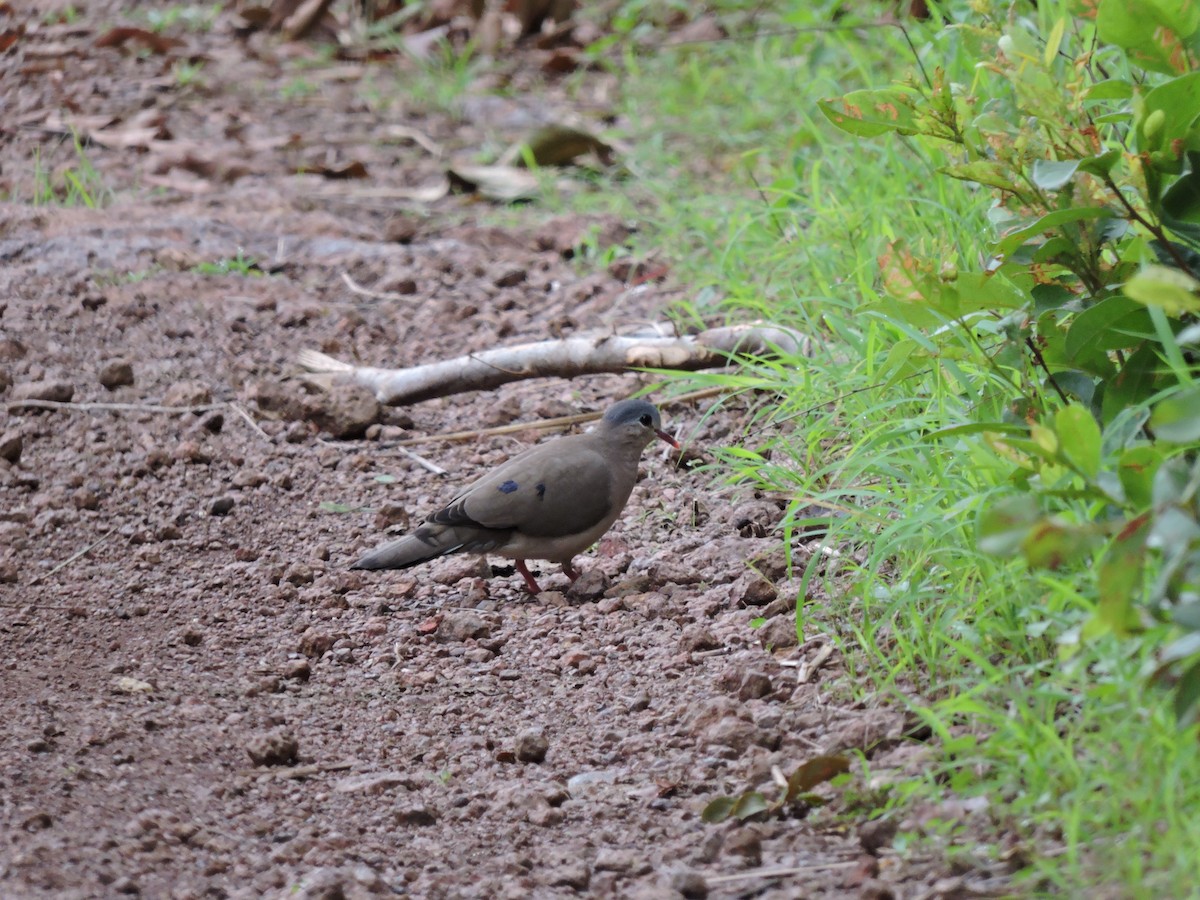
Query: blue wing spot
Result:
<box><xmin>536</xmin><ymin>483</ymin><xmax>546</xmax><ymax>499</ymax></box>
<box><xmin>498</xmin><ymin>480</ymin><xmax>519</xmax><ymax>494</ymax></box>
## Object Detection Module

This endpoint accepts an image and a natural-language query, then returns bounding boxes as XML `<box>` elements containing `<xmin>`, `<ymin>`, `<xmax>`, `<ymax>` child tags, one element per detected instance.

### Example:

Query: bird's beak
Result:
<box><xmin>656</xmin><ymin>429</ymin><xmax>680</xmax><ymax>449</ymax></box>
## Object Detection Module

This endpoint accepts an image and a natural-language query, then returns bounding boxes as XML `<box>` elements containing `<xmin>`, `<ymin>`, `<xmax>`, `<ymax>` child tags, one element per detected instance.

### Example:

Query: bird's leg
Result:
<box><xmin>562</xmin><ymin>561</ymin><xmax>580</xmax><ymax>582</ymax></box>
<box><xmin>515</xmin><ymin>560</ymin><xmax>542</xmax><ymax>594</ymax></box>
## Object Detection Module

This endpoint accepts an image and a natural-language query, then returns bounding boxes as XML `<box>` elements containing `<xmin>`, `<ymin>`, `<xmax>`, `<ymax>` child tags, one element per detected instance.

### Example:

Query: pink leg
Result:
<box><xmin>562</xmin><ymin>560</ymin><xmax>580</xmax><ymax>582</ymax></box>
<box><xmin>515</xmin><ymin>560</ymin><xmax>542</xmax><ymax>595</ymax></box>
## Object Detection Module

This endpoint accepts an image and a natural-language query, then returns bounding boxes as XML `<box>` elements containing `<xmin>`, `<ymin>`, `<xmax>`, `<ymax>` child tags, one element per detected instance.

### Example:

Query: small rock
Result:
<box><xmin>757</xmin><ymin>615</ymin><xmax>799</xmax><ymax>650</ymax></box>
<box><xmin>733</xmin><ymin>573</ymin><xmax>777</xmax><ymax>606</ymax></box>
<box><xmin>548</xmin><ymin>862</ymin><xmax>590</xmax><ymax>891</ymax></box>
<box><xmin>0</xmin><ymin>369</ymin><xmax>10</xmax><ymax>393</ymax></box>
<box><xmin>310</xmin><ymin>381</ymin><xmax>379</xmax><ymax>439</ymax></box>
<box><xmin>209</xmin><ymin>496</ymin><xmax>235</xmax><ymax>516</ymax></box>
<box><xmin>737</xmin><ymin>671</ymin><xmax>773</xmax><ymax>701</ymax></box>
<box><xmin>0</xmin><ymin>430</ymin><xmax>21</xmax><ymax>464</ymax></box>
<box><xmin>704</xmin><ymin>717</ymin><xmax>761</xmax><ymax>754</ymax></box>
<box><xmin>163</xmin><ymin>380</ymin><xmax>212</xmax><ymax>407</ymax></box>
<box><xmin>245</xmin><ymin>729</ymin><xmax>298</xmax><ymax>767</ymax></box>
<box><xmin>565</xmin><ymin>568</ymin><xmax>609</xmax><ymax>603</ymax></box>
<box><xmin>494</xmin><ymin>267</ymin><xmax>526</xmax><ymax>288</ymax></box>
<box><xmin>98</xmin><ymin>360</ymin><xmax>134</xmax><ymax>390</ymax></box>
<box><xmin>282</xmin><ymin>660</ymin><xmax>311</xmax><ymax>681</ymax></box>
<box><xmin>680</xmin><ymin>624</ymin><xmax>720</xmax><ymax>653</ymax></box>
<box><xmin>11</xmin><ymin>380</ymin><xmax>73</xmax><ymax>404</ymax></box>
<box><xmin>669</xmin><ymin>869</ymin><xmax>708</xmax><ymax>899</ymax></box>
<box><xmin>173</xmin><ymin>440</ymin><xmax>211</xmax><ymax>464</ymax></box>
<box><xmin>299</xmin><ymin>630</ymin><xmax>337</xmax><ymax>658</ymax></box>
<box><xmin>437</xmin><ymin>610</ymin><xmax>490</xmax><ymax>642</ymax></box>
<box><xmin>723</xmin><ymin>827</ymin><xmax>763</xmax><ymax>866</ymax></box>
<box><xmin>858</xmin><ymin>817</ymin><xmax>898</xmax><ymax>854</ymax></box>
<box><xmin>374</xmin><ymin>503</ymin><xmax>409</xmax><ymax>530</ymax></box>
<box><xmin>283</xmin><ymin>563</ymin><xmax>315</xmax><ymax>586</ymax></box>
<box><xmin>393</xmin><ymin>804</ymin><xmax>437</xmax><ymax>826</ymax></box>
<box><xmin>515</xmin><ymin>729</ymin><xmax>549</xmax><ymax>763</ymax></box>
<box><xmin>231</xmin><ymin>469</ymin><xmax>267</xmax><ymax>489</ymax></box>
<box><xmin>594</xmin><ymin>848</ymin><xmax>637</xmax><ymax>872</ymax></box>
<box><xmin>72</xmin><ymin>487</ymin><xmax>100</xmax><ymax>510</ymax></box>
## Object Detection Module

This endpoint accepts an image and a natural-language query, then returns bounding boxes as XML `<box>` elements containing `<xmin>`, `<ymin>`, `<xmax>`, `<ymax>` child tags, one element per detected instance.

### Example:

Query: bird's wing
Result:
<box><xmin>429</xmin><ymin>437</ymin><xmax>614</xmax><ymax>539</ymax></box>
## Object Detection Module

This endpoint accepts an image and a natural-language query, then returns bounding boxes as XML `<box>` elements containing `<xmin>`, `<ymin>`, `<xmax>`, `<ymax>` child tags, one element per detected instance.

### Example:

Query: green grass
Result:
<box><xmin>538</xmin><ymin>0</ymin><xmax>1200</xmax><ymax>892</ymax></box>
<box><xmin>30</xmin><ymin>136</ymin><xmax>112</xmax><ymax>208</ymax></box>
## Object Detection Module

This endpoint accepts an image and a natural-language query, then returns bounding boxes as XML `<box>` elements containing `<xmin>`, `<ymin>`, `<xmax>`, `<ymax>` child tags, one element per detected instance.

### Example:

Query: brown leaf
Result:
<box><xmin>784</xmin><ymin>754</ymin><xmax>851</xmax><ymax>802</ymax></box>
<box><xmin>503</xmin><ymin>124</ymin><xmax>614</xmax><ymax>168</ymax></box>
<box><xmin>0</xmin><ymin>25</ymin><xmax>24</xmax><ymax>53</ymax></box>
<box><xmin>447</xmin><ymin>164</ymin><xmax>539</xmax><ymax>202</ymax></box>
<box><xmin>299</xmin><ymin>159</ymin><xmax>370</xmax><ymax>180</ymax></box>
<box><xmin>95</xmin><ymin>27</ymin><xmax>183</xmax><ymax>55</ymax></box>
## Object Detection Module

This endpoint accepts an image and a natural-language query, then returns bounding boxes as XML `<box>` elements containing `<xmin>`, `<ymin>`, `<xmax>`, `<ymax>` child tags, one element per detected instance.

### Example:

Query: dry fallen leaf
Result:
<box><xmin>95</xmin><ymin>27</ymin><xmax>183</xmax><ymax>55</ymax></box>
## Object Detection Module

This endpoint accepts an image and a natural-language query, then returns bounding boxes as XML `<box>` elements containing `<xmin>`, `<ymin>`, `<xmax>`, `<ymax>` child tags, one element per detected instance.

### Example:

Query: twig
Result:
<box><xmin>228</xmin><ymin>402</ymin><xmax>274</xmax><ymax>444</ymax></box>
<box><xmin>3</xmin><ymin>399</ymin><xmax>223</xmax><ymax>414</ymax></box>
<box><xmin>340</xmin><ymin>271</ymin><xmax>415</xmax><ymax>302</ymax></box>
<box><xmin>797</xmin><ymin>642</ymin><xmax>836</xmax><ymax>684</ymax></box>
<box><xmin>385</xmin><ymin>386</ymin><xmax>731</xmax><ymax>447</ymax></box>
<box><xmin>316</xmin><ymin>437</ymin><xmax>448</xmax><ymax>476</ymax></box>
<box><xmin>706</xmin><ymin>862</ymin><xmax>860</xmax><ymax>884</ymax></box>
<box><xmin>30</xmin><ymin>527</ymin><xmax>117</xmax><ymax>586</ymax></box>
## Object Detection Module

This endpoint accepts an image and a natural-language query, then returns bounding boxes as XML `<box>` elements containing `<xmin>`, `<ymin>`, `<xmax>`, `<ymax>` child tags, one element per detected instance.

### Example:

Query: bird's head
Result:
<box><xmin>602</xmin><ymin>399</ymin><xmax>679</xmax><ymax>449</ymax></box>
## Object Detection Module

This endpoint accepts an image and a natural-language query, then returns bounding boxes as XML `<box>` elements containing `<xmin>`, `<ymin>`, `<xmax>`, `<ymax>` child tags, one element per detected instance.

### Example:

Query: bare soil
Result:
<box><xmin>1</xmin><ymin>3</ymin><xmax>1014</xmax><ymax>898</ymax></box>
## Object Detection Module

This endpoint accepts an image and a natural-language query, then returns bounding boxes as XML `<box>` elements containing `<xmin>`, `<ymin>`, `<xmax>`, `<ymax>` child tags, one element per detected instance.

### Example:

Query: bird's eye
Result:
<box><xmin>639</xmin><ymin>414</ymin><xmax>653</xmax><ymax>427</ymax></box>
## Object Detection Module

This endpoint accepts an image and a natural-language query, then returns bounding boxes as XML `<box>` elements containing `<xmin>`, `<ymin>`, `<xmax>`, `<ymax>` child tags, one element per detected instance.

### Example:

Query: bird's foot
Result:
<box><xmin>562</xmin><ymin>561</ymin><xmax>580</xmax><ymax>582</ymax></box>
<box><xmin>515</xmin><ymin>559</ymin><xmax>542</xmax><ymax>595</ymax></box>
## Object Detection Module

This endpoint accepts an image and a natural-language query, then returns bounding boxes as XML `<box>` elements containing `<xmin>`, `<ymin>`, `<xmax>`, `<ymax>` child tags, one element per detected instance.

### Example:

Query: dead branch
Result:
<box><xmin>298</xmin><ymin>322</ymin><xmax>807</xmax><ymax>406</ymax></box>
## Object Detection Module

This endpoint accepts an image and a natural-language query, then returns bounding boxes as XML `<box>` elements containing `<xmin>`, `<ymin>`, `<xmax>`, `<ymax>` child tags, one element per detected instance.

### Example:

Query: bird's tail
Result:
<box><xmin>351</xmin><ymin>523</ymin><xmax>480</xmax><ymax>571</ymax></box>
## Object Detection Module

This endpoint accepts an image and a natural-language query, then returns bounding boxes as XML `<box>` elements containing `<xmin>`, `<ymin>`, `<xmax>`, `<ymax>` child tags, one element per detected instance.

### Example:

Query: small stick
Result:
<box><xmin>228</xmin><ymin>402</ymin><xmax>273</xmax><ymax>444</ymax></box>
<box><xmin>394</xmin><ymin>446</ymin><xmax>449</xmax><ymax>477</ymax></box>
<box><xmin>797</xmin><ymin>642</ymin><xmax>835</xmax><ymax>684</ymax></box>
<box><xmin>3</xmin><ymin>399</ymin><xmax>223</xmax><ymax>414</ymax></box>
<box><xmin>706</xmin><ymin>862</ymin><xmax>860</xmax><ymax>884</ymax></box>
<box><xmin>340</xmin><ymin>271</ymin><xmax>414</xmax><ymax>302</ymax></box>
<box><xmin>386</xmin><ymin>385</ymin><xmax>730</xmax><ymax>448</ymax></box>
<box><xmin>30</xmin><ymin>527</ymin><xmax>117</xmax><ymax>586</ymax></box>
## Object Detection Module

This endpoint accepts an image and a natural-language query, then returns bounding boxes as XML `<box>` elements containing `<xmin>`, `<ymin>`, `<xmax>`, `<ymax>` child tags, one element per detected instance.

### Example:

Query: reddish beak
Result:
<box><xmin>656</xmin><ymin>429</ymin><xmax>680</xmax><ymax>449</ymax></box>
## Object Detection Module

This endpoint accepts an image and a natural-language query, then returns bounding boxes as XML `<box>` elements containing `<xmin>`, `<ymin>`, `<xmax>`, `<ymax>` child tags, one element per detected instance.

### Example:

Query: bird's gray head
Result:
<box><xmin>601</xmin><ymin>399</ymin><xmax>678</xmax><ymax>449</ymax></box>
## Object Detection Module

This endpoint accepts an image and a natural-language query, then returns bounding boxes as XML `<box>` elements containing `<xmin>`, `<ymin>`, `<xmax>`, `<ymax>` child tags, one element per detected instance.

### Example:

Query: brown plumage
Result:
<box><xmin>351</xmin><ymin>399</ymin><xmax>678</xmax><ymax>593</ymax></box>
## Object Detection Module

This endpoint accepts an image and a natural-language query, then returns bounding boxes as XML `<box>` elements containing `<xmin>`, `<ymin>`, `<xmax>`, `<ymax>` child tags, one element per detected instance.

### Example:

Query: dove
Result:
<box><xmin>351</xmin><ymin>399</ymin><xmax>678</xmax><ymax>593</ymax></box>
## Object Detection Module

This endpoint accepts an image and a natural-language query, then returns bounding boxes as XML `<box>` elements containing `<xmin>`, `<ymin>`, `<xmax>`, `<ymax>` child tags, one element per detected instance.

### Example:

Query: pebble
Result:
<box><xmin>11</xmin><ymin>380</ymin><xmax>73</xmax><ymax>404</ymax></box>
<box><xmin>669</xmin><ymin>868</ymin><xmax>708</xmax><ymax>899</ymax></box>
<box><xmin>757</xmin><ymin>615</ymin><xmax>800</xmax><ymax>650</ymax></box>
<box><xmin>245</xmin><ymin>730</ymin><xmax>298</xmax><ymax>767</ymax></box>
<box><xmin>209</xmin><ymin>495</ymin><xmax>235</xmax><ymax>516</ymax></box>
<box><xmin>163</xmin><ymin>380</ymin><xmax>212</xmax><ymax>407</ymax></box>
<box><xmin>515</xmin><ymin>728</ymin><xmax>549</xmax><ymax>763</ymax></box>
<box><xmin>565</xmin><ymin>568</ymin><xmax>609</xmax><ymax>602</ymax></box>
<box><xmin>737</xmin><ymin>671</ymin><xmax>773</xmax><ymax>701</ymax></box>
<box><xmin>437</xmin><ymin>610</ymin><xmax>490</xmax><ymax>642</ymax></box>
<box><xmin>680</xmin><ymin>624</ymin><xmax>720</xmax><ymax>653</ymax></box>
<box><xmin>98</xmin><ymin>359</ymin><xmax>134</xmax><ymax>390</ymax></box>
<box><xmin>311</xmin><ymin>382</ymin><xmax>379</xmax><ymax>439</ymax></box>
<box><xmin>0</xmin><ymin>430</ymin><xmax>21</xmax><ymax>464</ymax></box>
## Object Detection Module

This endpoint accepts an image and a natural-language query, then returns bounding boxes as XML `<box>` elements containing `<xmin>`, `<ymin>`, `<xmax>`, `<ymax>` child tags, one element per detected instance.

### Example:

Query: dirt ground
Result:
<box><xmin>0</xmin><ymin>3</ymin><xmax>1016</xmax><ymax>898</ymax></box>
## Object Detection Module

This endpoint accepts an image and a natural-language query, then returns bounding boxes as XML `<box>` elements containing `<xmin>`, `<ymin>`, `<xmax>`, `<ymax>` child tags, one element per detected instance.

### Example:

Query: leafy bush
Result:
<box><xmin>820</xmin><ymin>0</ymin><xmax>1200</xmax><ymax>717</ymax></box>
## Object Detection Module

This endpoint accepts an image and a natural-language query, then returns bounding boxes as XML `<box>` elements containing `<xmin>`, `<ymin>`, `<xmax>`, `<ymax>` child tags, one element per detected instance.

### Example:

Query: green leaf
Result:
<box><xmin>373</xmin><ymin>474</ymin><xmax>398</xmax><ymax>484</ymax></box>
<box><xmin>996</xmin><ymin>207</ymin><xmax>1113</xmax><ymax>256</ymax></box>
<box><xmin>941</xmin><ymin>160</ymin><xmax>1023</xmax><ymax>193</ymax></box>
<box><xmin>1096</xmin><ymin>516</ymin><xmax>1149</xmax><ymax>635</ymax></box>
<box><xmin>783</xmin><ymin>755</ymin><xmax>852</xmax><ymax>803</ymax></box>
<box><xmin>1102</xmin><ymin>343</ymin><xmax>1162</xmax><ymax>424</ymax></box>
<box><xmin>319</xmin><ymin>501</ymin><xmax>357</xmax><ymax>514</ymax></box>
<box><xmin>1021</xmin><ymin>519</ymin><xmax>1096</xmax><ymax>570</ymax></box>
<box><xmin>1031</xmin><ymin>160</ymin><xmax>1081</xmax><ymax>191</ymax></box>
<box><xmin>1065</xmin><ymin>295</ymin><xmax>1153</xmax><ymax>360</ymax></box>
<box><xmin>1139</xmin><ymin>72</ymin><xmax>1200</xmax><ymax>153</ymax></box>
<box><xmin>1124</xmin><ymin>265</ymin><xmax>1200</xmax><ymax>315</ymax></box>
<box><xmin>731</xmin><ymin>791</ymin><xmax>771</xmax><ymax>821</ymax></box>
<box><xmin>700</xmin><ymin>797</ymin><xmax>735</xmax><ymax>823</ymax></box>
<box><xmin>1055</xmin><ymin>405</ymin><xmax>1102</xmax><ymax>479</ymax></box>
<box><xmin>978</xmin><ymin>495</ymin><xmax>1040</xmax><ymax>557</ymax></box>
<box><xmin>1119</xmin><ymin>447</ymin><xmax>1164</xmax><ymax>509</ymax></box>
<box><xmin>1084</xmin><ymin>79</ymin><xmax>1134</xmax><ymax>101</ymax></box>
<box><xmin>1101</xmin><ymin>3</ymin><xmax>1200</xmax><ymax>76</ymax></box>
<box><xmin>1174</xmin><ymin>661</ymin><xmax>1200</xmax><ymax>723</ymax></box>
<box><xmin>818</xmin><ymin>90</ymin><xmax>920</xmax><ymax>137</ymax></box>
<box><xmin>1162</xmin><ymin>158</ymin><xmax>1200</xmax><ymax>224</ymax></box>
<box><xmin>1151</xmin><ymin>385</ymin><xmax>1200</xmax><ymax>442</ymax></box>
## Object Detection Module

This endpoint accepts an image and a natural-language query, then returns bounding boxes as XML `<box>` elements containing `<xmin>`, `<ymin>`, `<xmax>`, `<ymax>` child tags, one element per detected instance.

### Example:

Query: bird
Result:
<box><xmin>350</xmin><ymin>398</ymin><xmax>679</xmax><ymax>594</ymax></box>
